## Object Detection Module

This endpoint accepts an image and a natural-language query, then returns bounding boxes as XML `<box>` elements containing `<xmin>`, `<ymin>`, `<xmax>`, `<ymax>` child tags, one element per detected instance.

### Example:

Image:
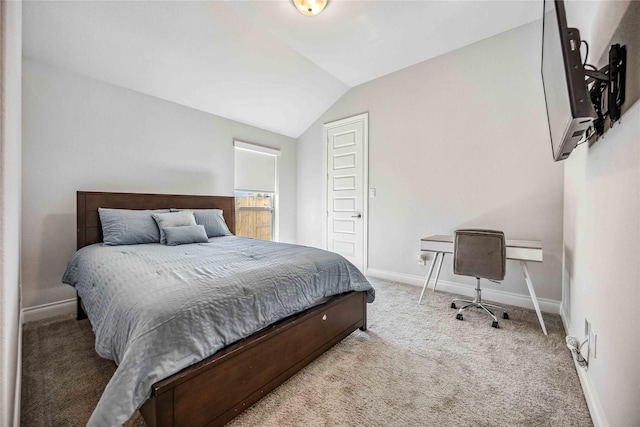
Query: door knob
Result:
<box><xmin>351</xmin><ymin>213</ymin><xmax>362</xmax><ymax>218</ymax></box>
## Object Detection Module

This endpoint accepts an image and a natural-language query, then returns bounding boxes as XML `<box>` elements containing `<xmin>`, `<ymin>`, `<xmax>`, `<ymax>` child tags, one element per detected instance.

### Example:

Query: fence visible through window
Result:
<box><xmin>235</xmin><ymin>193</ymin><xmax>273</xmax><ymax>241</ymax></box>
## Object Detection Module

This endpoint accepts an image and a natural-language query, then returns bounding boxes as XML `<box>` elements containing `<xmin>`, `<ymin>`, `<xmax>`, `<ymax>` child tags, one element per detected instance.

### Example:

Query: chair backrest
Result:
<box><xmin>453</xmin><ymin>229</ymin><xmax>506</xmax><ymax>281</ymax></box>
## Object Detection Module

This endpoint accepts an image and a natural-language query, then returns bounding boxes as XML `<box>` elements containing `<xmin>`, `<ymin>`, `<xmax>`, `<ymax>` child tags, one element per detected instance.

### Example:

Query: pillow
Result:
<box><xmin>152</xmin><ymin>211</ymin><xmax>197</xmax><ymax>244</ymax></box>
<box><xmin>170</xmin><ymin>208</ymin><xmax>232</xmax><ymax>237</ymax></box>
<box><xmin>98</xmin><ymin>208</ymin><xmax>170</xmax><ymax>246</ymax></box>
<box><xmin>163</xmin><ymin>225</ymin><xmax>209</xmax><ymax>246</ymax></box>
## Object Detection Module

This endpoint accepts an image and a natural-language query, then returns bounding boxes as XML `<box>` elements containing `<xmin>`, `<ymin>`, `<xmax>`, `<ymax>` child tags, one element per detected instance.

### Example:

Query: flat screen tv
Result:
<box><xmin>541</xmin><ymin>0</ymin><xmax>595</xmax><ymax>161</ymax></box>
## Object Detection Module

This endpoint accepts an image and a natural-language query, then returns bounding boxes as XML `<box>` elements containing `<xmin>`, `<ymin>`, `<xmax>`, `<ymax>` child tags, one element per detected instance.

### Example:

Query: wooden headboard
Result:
<box><xmin>77</xmin><ymin>191</ymin><xmax>236</xmax><ymax>249</ymax></box>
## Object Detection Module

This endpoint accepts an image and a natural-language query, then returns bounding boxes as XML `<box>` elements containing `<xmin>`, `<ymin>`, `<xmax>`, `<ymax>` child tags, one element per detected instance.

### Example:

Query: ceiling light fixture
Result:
<box><xmin>292</xmin><ymin>0</ymin><xmax>328</xmax><ymax>17</ymax></box>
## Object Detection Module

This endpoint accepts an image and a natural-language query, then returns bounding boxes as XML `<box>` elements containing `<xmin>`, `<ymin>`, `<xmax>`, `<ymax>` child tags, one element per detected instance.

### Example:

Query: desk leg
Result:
<box><xmin>432</xmin><ymin>253</ymin><xmax>445</xmax><ymax>292</ymax></box>
<box><xmin>418</xmin><ymin>253</ymin><xmax>438</xmax><ymax>304</ymax></box>
<box><xmin>521</xmin><ymin>261</ymin><xmax>548</xmax><ymax>336</ymax></box>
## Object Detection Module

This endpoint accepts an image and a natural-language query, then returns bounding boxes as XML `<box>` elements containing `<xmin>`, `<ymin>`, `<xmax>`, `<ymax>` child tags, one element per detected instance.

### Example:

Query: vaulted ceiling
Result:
<box><xmin>23</xmin><ymin>1</ymin><xmax>541</xmax><ymax>138</ymax></box>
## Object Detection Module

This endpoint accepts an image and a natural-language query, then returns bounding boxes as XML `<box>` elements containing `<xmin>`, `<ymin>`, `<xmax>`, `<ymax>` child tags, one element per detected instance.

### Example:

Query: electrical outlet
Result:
<box><xmin>590</xmin><ymin>331</ymin><xmax>597</xmax><ymax>359</ymax></box>
<box><xmin>417</xmin><ymin>252</ymin><xmax>428</xmax><ymax>265</ymax></box>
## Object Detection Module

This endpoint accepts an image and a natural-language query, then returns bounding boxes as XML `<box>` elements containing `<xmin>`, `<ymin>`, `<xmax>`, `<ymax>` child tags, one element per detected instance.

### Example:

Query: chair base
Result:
<box><xmin>450</xmin><ymin>278</ymin><xmax>508</xmax><ymax>327</ymax></box>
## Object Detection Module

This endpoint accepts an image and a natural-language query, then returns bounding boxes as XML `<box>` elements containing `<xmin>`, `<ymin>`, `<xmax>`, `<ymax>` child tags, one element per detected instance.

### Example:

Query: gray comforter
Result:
<box><xmin>62</xmin><ymin>236</ymin><xmax>374</xmax><ymax>426</ymax></box>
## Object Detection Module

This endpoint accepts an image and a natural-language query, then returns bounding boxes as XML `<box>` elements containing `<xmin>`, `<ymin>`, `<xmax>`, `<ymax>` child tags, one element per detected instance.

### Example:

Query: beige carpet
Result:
<box><xmin>21</xmin><ymin>278</ymin><xmax>592</xmax><ymax>426</ymax></box>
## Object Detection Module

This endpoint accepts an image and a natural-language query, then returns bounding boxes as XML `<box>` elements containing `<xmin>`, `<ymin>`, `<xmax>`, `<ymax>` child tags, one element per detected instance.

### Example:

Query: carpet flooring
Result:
<box><xmin>21</xmin><ymin>278</ymin><xmax>592</xmax><ymax>426</ymax></box>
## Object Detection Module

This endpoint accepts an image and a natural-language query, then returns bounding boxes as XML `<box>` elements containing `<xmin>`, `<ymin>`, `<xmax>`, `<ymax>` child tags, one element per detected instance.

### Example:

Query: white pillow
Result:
<box><xmin>152</xmin><ymin>211</ymin><xmax>197</xmax><ymax>244</ymax></box>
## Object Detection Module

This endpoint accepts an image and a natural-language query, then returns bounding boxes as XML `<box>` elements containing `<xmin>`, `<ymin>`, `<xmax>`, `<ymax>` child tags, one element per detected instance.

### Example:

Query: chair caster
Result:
<box><xmin>502</xmin><ymin>312</ymin><xmax>509</xmax><ymax>320</ymax></box>
<box><xmin>492</xmin><ymin>321</ymin><xmax>499</xmax><ymax>328</ymax></box>
<box><xmin>456</xmin><ymin>313</ymin><xmax>463</xmax><ymax>321</ymax></box>
<box><xmin>451</xmin><ymin>302</ymin><xmax>456</xmax><ymax>309</ymax></box>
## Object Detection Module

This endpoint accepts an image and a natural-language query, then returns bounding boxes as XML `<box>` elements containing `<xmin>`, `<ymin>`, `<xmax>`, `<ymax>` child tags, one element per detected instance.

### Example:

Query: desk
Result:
<box><xmin>419</xmin><ymin>235</ymin><xmax>547</xmax><ymax>335</ymax></box>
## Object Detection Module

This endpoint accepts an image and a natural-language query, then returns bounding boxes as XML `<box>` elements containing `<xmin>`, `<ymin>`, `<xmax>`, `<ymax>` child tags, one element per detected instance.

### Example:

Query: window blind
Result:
<box><xmin>234</xmin><ymin>141</ymin><xmax>279</xmax><ymax>193</ymax></box>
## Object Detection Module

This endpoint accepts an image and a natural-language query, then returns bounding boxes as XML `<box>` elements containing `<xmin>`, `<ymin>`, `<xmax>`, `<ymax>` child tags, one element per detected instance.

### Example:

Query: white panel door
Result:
<box><xmin>324</xmin><ymin>114</ymin><xmax>368</xmax><ymax>272</ymax></box>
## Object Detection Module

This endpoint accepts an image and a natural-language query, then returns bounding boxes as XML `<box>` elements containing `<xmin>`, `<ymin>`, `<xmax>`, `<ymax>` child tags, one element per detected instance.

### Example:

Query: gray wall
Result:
<box><xmin>297</xmin><ymin>21</ymin><xmax>565</xmax><ymax>304</ymax></box>
<box><xmin>1</xmin><ymin>1</ymin><xmax>22</xmax><ymax>424</ymax></box>
<box><xmin>563</xmin><ymin>1</ymin><xmax>639</xmax><ymax>425</ymax></box>
<box><xmin>22</xmin><ymin>58</ymin><xmax>297</xmax><ymax>309</ymax></box>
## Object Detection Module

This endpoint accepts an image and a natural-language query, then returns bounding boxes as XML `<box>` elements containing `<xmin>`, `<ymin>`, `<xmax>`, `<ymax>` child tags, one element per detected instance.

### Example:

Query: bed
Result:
<box><xmin>67</xmin><ymin>191</ymin><xmax>373</xmax><ymax>427</ymax></box>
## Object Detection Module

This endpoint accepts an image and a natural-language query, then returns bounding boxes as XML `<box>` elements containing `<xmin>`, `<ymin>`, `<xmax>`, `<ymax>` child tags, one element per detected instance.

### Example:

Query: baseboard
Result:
<box><xmin>365</xmin><ymin>267</ymin><xmax>561</xmax><ymax>314</ymax></box>
<box><xmin>22</xmin><ymin>298</ymin><xmax>76</xmax><ymax>323</ymax></box>
<box><xmin>13</xmin><ymin>309</ymin><xmax>23</xmax><ymax>427</ymax></box>
<box><xmin>560</xmin><ymin>308</ymin><xmax>608</xmax><ymax>427</ymax></box>
<box><xmin>559</xmin><ymin>302</ymin><xmax>570</xmax><ymax>333</ymax></box>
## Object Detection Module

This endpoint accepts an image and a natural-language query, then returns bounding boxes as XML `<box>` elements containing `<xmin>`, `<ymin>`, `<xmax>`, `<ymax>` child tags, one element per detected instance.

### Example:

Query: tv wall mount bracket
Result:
<box><xmin>583</xmin><ymin>43</ymin><xmax>626</xmax><ymax>138</ymax></box>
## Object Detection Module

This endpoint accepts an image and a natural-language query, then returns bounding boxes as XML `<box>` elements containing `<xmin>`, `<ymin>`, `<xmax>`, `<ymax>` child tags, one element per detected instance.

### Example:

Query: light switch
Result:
<box><xmin>369</xmin><ymin>188</ymin><xmax>377</xmax><ymax>198</ymax></box>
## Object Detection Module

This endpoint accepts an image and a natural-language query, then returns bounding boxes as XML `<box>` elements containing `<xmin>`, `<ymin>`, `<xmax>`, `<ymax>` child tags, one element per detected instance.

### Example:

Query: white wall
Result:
<box><xmin>297</xmin><ymin>21</ymin><xmax>565</xmax><ymax>305</ymax></box>
<box><xmin>562</xmin><ymin>1</ymin><xmax>640</xmax><ymax>425</ymax></box>
<box><xmin>22</xmin><ymin>58</ymin><xmax>297</xmax><ymax>309</ymax></box>
<box><xmin>0</xmin><ymin>0</ymin><xmax>23</xmax><ymax>424</ymax></box>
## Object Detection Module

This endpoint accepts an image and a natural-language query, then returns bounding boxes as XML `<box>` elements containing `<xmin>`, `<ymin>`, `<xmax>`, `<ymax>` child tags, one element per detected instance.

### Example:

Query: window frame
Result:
<box><xmin>233</xmin><ymin>140</ymin><xmax>281</xmax><ymax>242</ymax></box>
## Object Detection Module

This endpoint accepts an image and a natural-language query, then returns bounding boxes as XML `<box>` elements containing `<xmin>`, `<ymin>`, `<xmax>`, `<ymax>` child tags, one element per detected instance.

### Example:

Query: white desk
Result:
<box><xmin>419</xmin><ymin>235</ymin><xmax>547</xmax><ymax>335</ymax></box>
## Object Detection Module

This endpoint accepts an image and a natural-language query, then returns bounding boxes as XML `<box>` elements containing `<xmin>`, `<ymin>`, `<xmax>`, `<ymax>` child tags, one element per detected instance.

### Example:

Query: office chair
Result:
<box><xmin>451</xmin><ymin>229</ymin><xmax>508</xmax><ymax>328</ymax></box>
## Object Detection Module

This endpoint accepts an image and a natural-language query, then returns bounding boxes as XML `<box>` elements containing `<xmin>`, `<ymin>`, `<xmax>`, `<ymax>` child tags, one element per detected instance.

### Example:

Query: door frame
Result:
<box><xmin>322</xmin><ymin>112</ymin><xmax>369</xmax><ymax>272</ymax></box>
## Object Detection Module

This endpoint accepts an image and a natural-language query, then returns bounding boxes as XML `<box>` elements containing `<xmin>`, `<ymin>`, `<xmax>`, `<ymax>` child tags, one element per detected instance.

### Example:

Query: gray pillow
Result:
<box><xmin>170</xmin><ymin>208</ymin><xmax>232</xmax><ymax>237</ymax></box>
<box><xmin>152</xmin><ymin>211</ymin><xmax>197</xmax><ymax>244</ymax></box>
<box><xmin>98</xmin><ymin>208</ymin><xmax>170</xmax><ymax>246</ymax></box>
<box><xmin>163</xmin><ymin>225</ymin><xmax>209</xmax><ymax>246</ymax></box>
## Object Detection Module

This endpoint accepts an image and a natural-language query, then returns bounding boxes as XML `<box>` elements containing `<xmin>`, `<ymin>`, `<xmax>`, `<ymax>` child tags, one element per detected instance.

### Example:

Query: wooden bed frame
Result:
<box><xmin>75</xmin><ymin>191</ymin><xmax>368</xmax><ymax>427</ymax></box>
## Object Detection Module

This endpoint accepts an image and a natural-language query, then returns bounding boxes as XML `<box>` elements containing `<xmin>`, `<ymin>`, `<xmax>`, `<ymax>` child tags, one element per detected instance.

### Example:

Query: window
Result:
<box><xmin>234</xmin><ymin>191</ymin><xmax>274</xmax><ymax>241</ymax></box>
<box><xmin>234</xmin><ymin>141</ymin><xmax>280</xmax><ymax>241</ymax></box>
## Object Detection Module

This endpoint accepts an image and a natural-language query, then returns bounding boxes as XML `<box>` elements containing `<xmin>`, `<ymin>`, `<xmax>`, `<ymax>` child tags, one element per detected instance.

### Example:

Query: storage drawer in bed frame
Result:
<box><xmin>140</xmin><ymin>290</ymin><xmax>367</xmax><ymax>427</ymax></box>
